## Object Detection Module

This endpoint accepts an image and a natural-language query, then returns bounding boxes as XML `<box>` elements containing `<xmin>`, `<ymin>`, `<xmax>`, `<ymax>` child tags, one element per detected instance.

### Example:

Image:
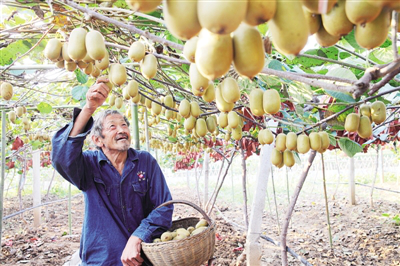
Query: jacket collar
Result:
<box><xmin>97</xmin><ymin>148</ymin><xmax>139</xmax><ymax>164</ymax></box>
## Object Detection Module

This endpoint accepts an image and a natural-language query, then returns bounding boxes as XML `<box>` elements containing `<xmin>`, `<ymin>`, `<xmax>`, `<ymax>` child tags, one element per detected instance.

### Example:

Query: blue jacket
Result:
<box><xmin>51</xmin><ymin>108</ymin><xmax>173</xmax><ymax>265</ymax></box>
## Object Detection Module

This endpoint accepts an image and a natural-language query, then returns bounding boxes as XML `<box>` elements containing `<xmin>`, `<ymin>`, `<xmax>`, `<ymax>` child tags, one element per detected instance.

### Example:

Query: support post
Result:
<box><xmin>349</xmin><ymin>156</ymin><xmax>356</xmax><ymax>205</ymax></box>
<box><xmin>0</xmin><ymin>110</ymin><xmax>6</xmax><ymax>243</ymax></box>
<box><xmin>143</xmin><ymin>107</ymin><xmax>150</xmax><ymax>152</ymax></box>
<box><xmin>203</xmin><ymin>151</ymin><xmax>209</xmax><ymax>208</ymax></box>
<box><xmin>131</xmin><ymin>102</ymin><xmax>140</xmax><ymax>150</ymax></box>
<box><xmin>245</xmin><ymin>120</ymin><xmax>277</xmax><ymax>266</ymax></box>
<box><xmin>246</xmin><ymin>144</ymin><xmax>273</xmax><ymax>266</ymax></box>
<box><xmin>32</xmin><ymin>149</ymin><xmax>41</xmax><ymax>227</ymax></box>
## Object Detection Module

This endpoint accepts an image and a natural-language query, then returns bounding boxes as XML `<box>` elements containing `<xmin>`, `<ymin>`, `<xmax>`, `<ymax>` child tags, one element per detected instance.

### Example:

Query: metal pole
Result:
<box><xmin>131</xmin><ymin>102</ymin><xmax>140</xmax><ymax>150</ymax></box>
<box><xmin>0</xmin><ymin>110</ymin><xmax>6</xmax><ymax>243</ymax></box>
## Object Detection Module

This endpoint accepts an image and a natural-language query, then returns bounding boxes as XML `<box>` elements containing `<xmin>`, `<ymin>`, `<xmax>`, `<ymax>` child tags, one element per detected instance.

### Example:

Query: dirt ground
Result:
<box><xmin>1</xmin><ymin>187</ymin><xmax>399</xmax><ymax>266</ymax></box>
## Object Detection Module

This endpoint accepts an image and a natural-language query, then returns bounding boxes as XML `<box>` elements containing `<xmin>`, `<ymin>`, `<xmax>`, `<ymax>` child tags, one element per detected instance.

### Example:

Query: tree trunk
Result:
<box><xmin>205</xmin><ymin>158</ymin><xmax>225</xmax><ymax>213</ymax></box>
<box><xmin>321</xmin><ymin>154</ymin><xmax>333</xmax><ymax>249</ymax></box>
<box><xmin>32</xmin><ymin>149</ymin><xmax>41</xmax><ymax>227</ymax></box>
<box><xmin>379</xmin><ymin>147</ymin><xmax>384</xmax><ymax>183</ymax></box>
<box><xmin>18</xmin><ymin>157</ymin><xmax>27</xmax><ymax>221</ymax></box>
<box><xmin>45</xmin><ymin>169</ymin><xmax>56</xmax><ymax>221</ymax></box>
<box><xmin>271</xmin><ymin>167</ymin><xmax>281</xmax><ymax>234</ymax></box>
<box><xmin>281</xmin><ymin>150</ymin><xmax>317</xmax><ymax>266</ymax></box>
<box><xmin>207</xmin><ymin>152</ymin><xmax>236</xmax><ymax>216</ymax></box>
<box><xmin>231</xmin><ymin>166</ymin><xmax>234</xmax><ymax>203</ymax></box>
<box><xmin>245</xmin><ymin>144</ymin><xmax>273</xmax><ymax>266</ymax></box>
<box><xmin>5</xmin><ymin>168</ymin><xmax>15</xmax><ymax>198</ymax></box>
<box><xmin>194</xmin><ymin>154</ymin><xmax>201</xmax><ymax>207</ymax></box>
<box><xmin>397</xmin><ymin>158</ymin><xmax>400</xmax><ymax>186</ymax></box>
<box><xmin>332</xmin><ymin>152</ymin><xmax>341</xmax><ymax>200</ymax></box>
<box><xmin>239</xmin><ymin>141</ymin><xmax>249</xmax><ymax>229</ymax></box>
<box><xmin>285</xmin><ymin>167</ymin><xmax>290</xmax><ymax>204</ymax></box>
<box><xmin>0</xmin><ymin>110</ymin><xmax>6</xmax><ymax>243</ymax></box>
<box><xmin>370</xmin><ymin>146</ymin><xmax>380</xmax><ymax>207</ymax></box>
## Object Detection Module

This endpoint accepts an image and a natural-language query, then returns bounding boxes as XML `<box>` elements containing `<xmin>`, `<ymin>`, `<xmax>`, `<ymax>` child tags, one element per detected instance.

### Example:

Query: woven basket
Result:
<box><xmin>142</xmin><ymin>199</ymin><xmax>216</xmax><ymax>266</ymax></box>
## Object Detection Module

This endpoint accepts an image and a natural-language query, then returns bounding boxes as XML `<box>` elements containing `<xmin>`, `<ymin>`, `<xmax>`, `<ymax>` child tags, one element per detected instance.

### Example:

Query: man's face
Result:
<box><xmin>96</xmin><ymin>114</ymin><xmax>131</xmax><ymax>152</ymax></box>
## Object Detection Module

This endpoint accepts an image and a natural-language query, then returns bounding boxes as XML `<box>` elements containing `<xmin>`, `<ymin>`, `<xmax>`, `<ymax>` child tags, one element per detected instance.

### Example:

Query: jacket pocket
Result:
<box><xmin>132</xmin><ymin>180</ymin><xmax>148</xmax><ymax>196</ymax></box>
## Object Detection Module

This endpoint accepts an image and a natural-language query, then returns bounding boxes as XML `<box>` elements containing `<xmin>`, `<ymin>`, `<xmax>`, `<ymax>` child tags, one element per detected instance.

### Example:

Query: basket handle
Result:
<box><xmin>156</xmin><ymin>199</ymin><xmax>212</xmax><ymax>226</ymax></box>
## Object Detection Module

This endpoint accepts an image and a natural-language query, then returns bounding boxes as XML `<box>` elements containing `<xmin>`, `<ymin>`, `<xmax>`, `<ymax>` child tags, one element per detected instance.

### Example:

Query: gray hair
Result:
<box><xmin>90</xmin><ymin>109</ymin><xmax>130</xmax><ymax>148</ymax></box>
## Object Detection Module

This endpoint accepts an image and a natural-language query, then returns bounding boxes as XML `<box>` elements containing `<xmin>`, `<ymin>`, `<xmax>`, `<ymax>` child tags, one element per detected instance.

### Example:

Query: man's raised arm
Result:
<box><xmin>69</xmin><ymin>76</ymin><xmax>111</xmax><ymax>137</ymax></box>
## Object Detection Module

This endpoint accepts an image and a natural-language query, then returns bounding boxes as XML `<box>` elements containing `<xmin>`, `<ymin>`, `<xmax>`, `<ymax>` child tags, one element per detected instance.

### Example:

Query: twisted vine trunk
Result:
<box><xmin>281</xmin><ymin>150</ymin><xmax>317</xmax><ymax>266</ymax></box>
<box><xmin>370</xmin><ymin>146</ymin><xmax>380</xmax><ymax>207</ymax></box>
<box><xmin>239</xmin><ymin>141</ymin><xmax>249</xmax><ymax>229</ymax></box>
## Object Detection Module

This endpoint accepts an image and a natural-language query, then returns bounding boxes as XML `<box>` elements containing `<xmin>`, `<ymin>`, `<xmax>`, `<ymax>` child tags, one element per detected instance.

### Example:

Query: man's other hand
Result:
<box><xmin>121</xmin><ymin>235</ymin><xmax>144</xmax><ymax>266</ymax></box>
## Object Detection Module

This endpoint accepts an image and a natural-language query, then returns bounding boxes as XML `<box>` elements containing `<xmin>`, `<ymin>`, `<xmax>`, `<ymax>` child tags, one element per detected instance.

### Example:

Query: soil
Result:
<box><xmin>1</xmin><ymin>187</ymin><xmax>399</xmax><ymax>266</ymax></box>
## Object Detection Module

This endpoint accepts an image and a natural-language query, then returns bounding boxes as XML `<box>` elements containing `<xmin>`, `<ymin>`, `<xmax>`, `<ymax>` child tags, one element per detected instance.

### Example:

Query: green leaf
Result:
<box><xmin>74</xmin><ymin>68</ymin><xmax>88</xmax><ymax>84</ymax></box>
<box><xmin>328</xmin><ymin>133</ymin><xmax>337</xmax><ymax>147</ymax></box>
<box><xmin>268</xmin><ymin>59</ymin><xmax>286</xmax><ymax>71</ymax></box>
<box><xmin>22</xmin><ymin>40</ymin><xmax>33</xmax><ymax>49</ymax></box>
<box><xmin>71</xmin><ymin>85</ymin><xmax>88</xmax><ymax>101</ymax></box>
<box><xmin>369</xmin><ymin>47</ymin><xmax>393</xmax><ymax>64</ymax></box>
<box><xmin>295</xmin><ymin>49</ymin><xmax>326</xmax><ymax>68</ymax></box>
<box><xmin>37</xmin><ymin>102</ymin><xmax>52</xmax><ymax>114</ymax></box>
<box><xmin>0</xmin><ymin>40</ymin><xmax>33</xmax><ymax>66</ymax></box>
<box><xmin>257</xmin><ymin>23</ymin><xmax>268</xmax><ymax>35</ymax></box>
<box><xmin>380</xmin><ymin>38</ymin><xmax>392</xmax><ymax>48</ymax></box>
<box><xmin>30</xmin><ymin>140</ymin><xmax>43</xmax><ymax>150</ymax></box>
<box><xmin>338</xmin><ymin>137</ymin><xmax>363</xmax><ymax>158</ymax></box>
<box><xmin>321</xmin><ymin>46</ymin><xmax>339</xmax><ymax>60</ymax></box>
<box><xmin>325</xmin><ymin>90</ymin><xmax>355</xmax><ymax>103</ymax></box>
<box><xmin>339</xmin><ymin>52</ymin><xmax>351</xmax><ymax>60</ymax></box>
<box><xmin>168</xmin><ymin>136</ymin><xmax>178</xmax><ymax>143</ymax></box>
<box><xmin>327</xmin><ymin>105</ymin><xmax>354</xmax><ymax>123</ymax></box>
<box><xmin>330</xmin><ymin>125</ymin><xmax>345</xmax><ymax>131</ymax></box>
<box><xmin>326</xmin><ymin>67</ymin><xmax>357</xmax><ymax>81</ymax></box>
<box><xmin>317</xmin><ymin>69</ymin><xmax>328</xmax><ymax>75</ymax></box>
<box><xmin>293</xmin><ymin>151</ymin><xmax>301</xmax><ymax>165</ymax></box>
<box><xmin>181</xmin><ymin>63</ymin><xmax>189</xmax><ymax>73</ymax></box>
<box><xmin>287</xmin><ymin>83</ymin><xmax>313</xmax><ymax>104</ymax></box>
<box><xmin>165</xmin><ymin>33</ymin><xmax>183</xmax><ymax>47</ymax></box>
<box><xmin>114</xmin><ymin>0</ymin><xmax>128</xmax><ymax>8</ymax></box>
<box><xmin>343</xmin><ymin>30</ymin><xmax>363</xmax><ymax>51</ymax></box>
<box><xmin>280</xmin><ymin>110</ymin><xmax>292</xmax><ymax>120</ymax></box>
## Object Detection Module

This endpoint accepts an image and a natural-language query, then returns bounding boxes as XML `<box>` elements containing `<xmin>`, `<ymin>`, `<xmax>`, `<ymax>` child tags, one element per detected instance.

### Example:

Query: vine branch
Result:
<box><xmin>63</xmin><ymin>0</ymin><xmax>184</xmax><ymax>51</ymax></box>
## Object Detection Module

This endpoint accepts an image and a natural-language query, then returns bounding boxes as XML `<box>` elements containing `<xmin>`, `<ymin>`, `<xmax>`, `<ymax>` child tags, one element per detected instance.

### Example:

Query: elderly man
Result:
<box><xmin>52</xmin><ymin>77</ymin><xmax>173</xmax><ymax>266</ymax></box>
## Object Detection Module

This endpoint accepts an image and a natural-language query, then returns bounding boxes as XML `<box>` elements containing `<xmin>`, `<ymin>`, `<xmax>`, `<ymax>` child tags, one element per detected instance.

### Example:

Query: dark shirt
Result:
<box><xmin>51</xmin><ymin>108</ymin><xmax>173</xmax><ymax>265</ymax></box>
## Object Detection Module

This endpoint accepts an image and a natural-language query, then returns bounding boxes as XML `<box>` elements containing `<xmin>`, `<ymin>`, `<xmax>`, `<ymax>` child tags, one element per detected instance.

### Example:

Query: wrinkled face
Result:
<box><xmin>95</xmin><ymin>114</ymin><xmax>131</xmax><ymax>152</ymax></box>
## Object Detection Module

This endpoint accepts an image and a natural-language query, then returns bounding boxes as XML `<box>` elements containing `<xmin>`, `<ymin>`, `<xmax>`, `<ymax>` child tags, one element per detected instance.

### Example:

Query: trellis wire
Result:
<box><xmin>2</xmin><ymin>193</ymin><xmax>82</xmax><ymax>220</ymax></box>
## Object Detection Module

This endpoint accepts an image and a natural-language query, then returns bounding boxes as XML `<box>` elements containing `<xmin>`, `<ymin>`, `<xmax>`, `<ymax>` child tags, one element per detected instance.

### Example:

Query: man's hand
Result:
<box><xmin>69</xmin><ymin>77</ymin><xmax>111</xmax><ymax>137</ymax></box>
<box><xmin>121</xmin><ymin>235</ymin><xmax>144</xmax><ymax>266</ymax></box>
<box><xmin>85</xmin><ymin>76</ymin><xmax>111</xmax><ymax>113</ymax></box>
